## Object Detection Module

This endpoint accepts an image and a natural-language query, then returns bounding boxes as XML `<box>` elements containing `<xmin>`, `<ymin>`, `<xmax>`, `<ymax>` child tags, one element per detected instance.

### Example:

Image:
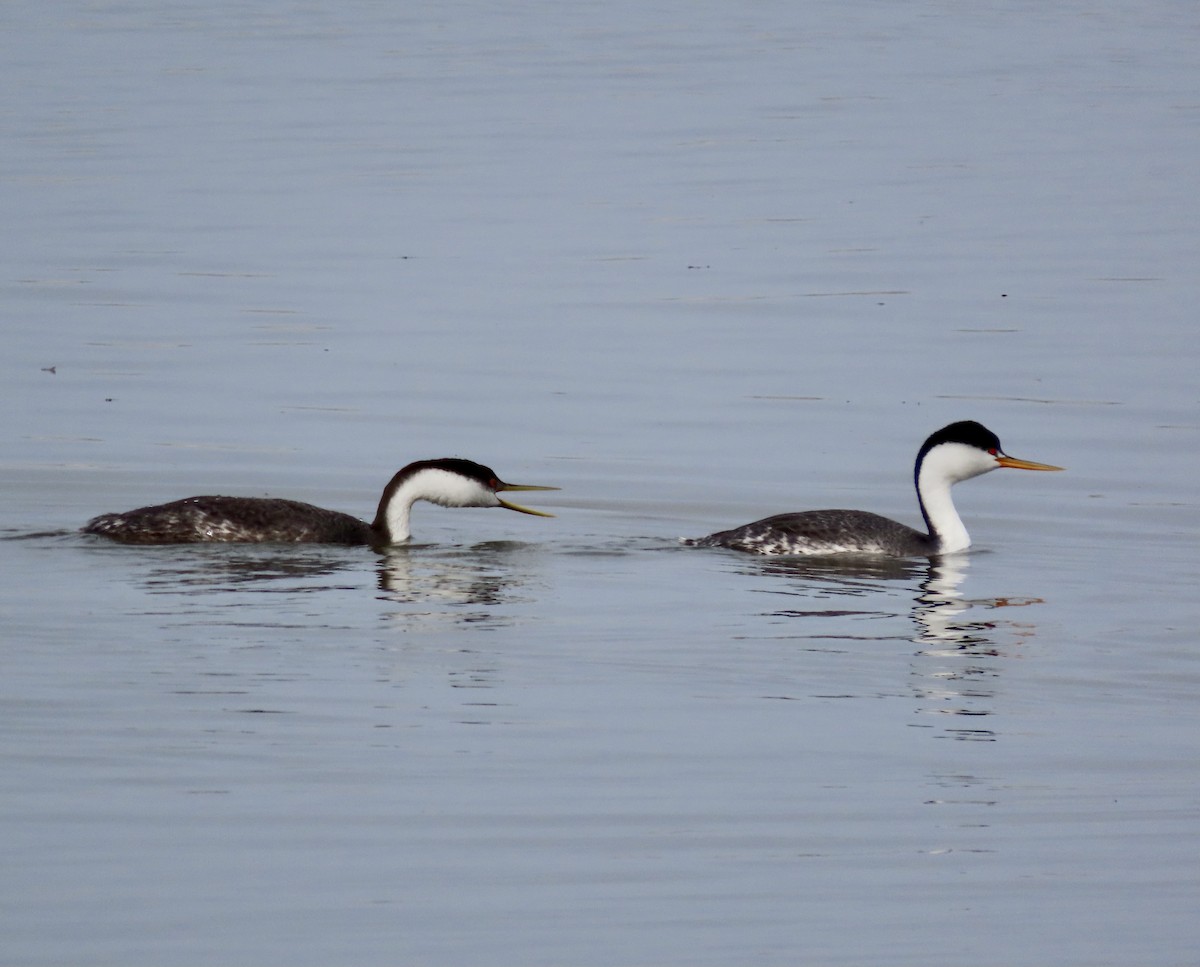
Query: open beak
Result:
<box><xmin>496</xmin><ymin>482</ymin><xmax>559</xmax><ymax>517</ymax></box>
<box><xmin>995</xmin><ymin>454</ymin><xmax>1065</xmax><ymax>472</ymax></box>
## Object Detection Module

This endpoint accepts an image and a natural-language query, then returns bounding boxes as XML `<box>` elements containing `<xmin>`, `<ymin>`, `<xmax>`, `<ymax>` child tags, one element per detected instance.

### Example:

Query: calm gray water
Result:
<box><xmin>3</xmin><ymin>1</ymin><xmax>1199</xmax><ymax>964</ymax></box>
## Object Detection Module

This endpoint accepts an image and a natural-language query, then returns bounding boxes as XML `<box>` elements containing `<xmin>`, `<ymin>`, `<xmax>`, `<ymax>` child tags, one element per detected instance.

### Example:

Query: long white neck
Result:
<box><xmin>380</xmin><ymin>495</ymin><xmax>415</xmax><ymax>544</ymax></box>
<box><xmin>915</xmin><ymin>443</ymin><xmax>996</xmax><ymax>554</ymax></box>
<box><xmin>917</xmin><ymin>463</ymin><xmax>970</xmax><ymax>553</ymax></box>
<box><xmin>373</xmin><ymin>466</ymin><xmax>494</xmax><ymax>544</ymax></box>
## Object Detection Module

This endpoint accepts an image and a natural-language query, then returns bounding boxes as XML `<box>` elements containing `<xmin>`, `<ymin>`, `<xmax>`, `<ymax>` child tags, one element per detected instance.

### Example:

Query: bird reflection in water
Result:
<box><xmin>750</xmin><ymin>554</ymin><xmax>929</xmax><ymax>622</ymax></box>
<box><xmin>376</xmin><ymin>541</ymin><xmax>541</xmax><ymax>630</ymax></box>
<box><xmin>133</xmin><ymin>546</ymin><xmax>363</xmax><ymax>595</ymax></box>
<box><xmin>743</xmin><ymin>553</ymin><xmax>1049</xmax><ymax>742</ymax></box>
<box><xmin>373</xmin><ymin>542</ymin><xmax>548</xmax><ymax>702</ymax></box>
<box><xmin>910</xmin><ymin>554</ymin><xmax>1046</xmax><ymax>741</ymax></box>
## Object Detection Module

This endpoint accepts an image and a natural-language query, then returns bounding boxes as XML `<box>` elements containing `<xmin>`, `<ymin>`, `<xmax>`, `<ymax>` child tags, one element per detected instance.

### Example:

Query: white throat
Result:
<box><xmin>378</xmin><ymin>467</ymin><xmax>494</xmax><ymax>544</ymax></box>
<box><xmin>916</xmin><ymin>442</ymin><xmax>997</xmax><ymax>553</ymax></box>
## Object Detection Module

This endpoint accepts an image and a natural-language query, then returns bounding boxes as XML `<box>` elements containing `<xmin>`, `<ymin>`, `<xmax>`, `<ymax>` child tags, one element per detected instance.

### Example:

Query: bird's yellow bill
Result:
<box><xmin>497</xmin><ymin>483</ymin><xmax>559</xmax><ymax>517</ymax></box>
<box><xmin>995</xmin><ymin>455</ymin><xmax>1064</xmax><ymax>472</ymax></box>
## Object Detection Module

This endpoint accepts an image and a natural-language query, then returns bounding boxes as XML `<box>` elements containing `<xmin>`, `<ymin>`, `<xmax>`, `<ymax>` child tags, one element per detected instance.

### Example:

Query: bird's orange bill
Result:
<box><xmin>497</xmin><ymin>483</ymin><xmax>560</xmax><ymax>517</ymax></box>
<box><xmin>995</xmin><ymin>455</ymin><xmax>1065</xmax><ymax>472</ymax></box>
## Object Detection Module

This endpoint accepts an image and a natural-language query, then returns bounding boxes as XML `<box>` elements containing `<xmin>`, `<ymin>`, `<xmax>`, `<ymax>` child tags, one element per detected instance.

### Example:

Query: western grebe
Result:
<box><xmin>83</xmin><ymin>458</ymin><xmax>558</xmax><ymax>546</ymax></box>
<box><xmin>684</xmin><ymin>421</ymin><xmax>1062</xmax><ymax>557</ymax></box>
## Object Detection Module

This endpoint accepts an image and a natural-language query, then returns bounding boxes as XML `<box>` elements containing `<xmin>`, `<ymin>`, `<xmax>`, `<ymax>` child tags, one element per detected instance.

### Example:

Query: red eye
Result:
<box><xmin>988</xmin><ymin>448</ymin><xmax>998</xmax><ymax>455</ymax></box>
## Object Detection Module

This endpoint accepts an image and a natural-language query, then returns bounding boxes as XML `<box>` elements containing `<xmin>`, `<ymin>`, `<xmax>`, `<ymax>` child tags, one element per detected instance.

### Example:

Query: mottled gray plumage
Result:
<box><xmin>684</xmin><ymin>509</ymin><xmax>935</xmax><ymax>557</ymax></box>
<box><xmin>83</xmin><ymin>495</ymin><xmax>374</xmax><ymax>545</ymax></box>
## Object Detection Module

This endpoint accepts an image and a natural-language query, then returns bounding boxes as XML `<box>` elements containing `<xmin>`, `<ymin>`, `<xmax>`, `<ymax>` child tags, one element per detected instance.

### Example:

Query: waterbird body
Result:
<box><xmin>684</xmin><ymin>421</ymin><xmax>1062</xmax><ymax>557</ymax></box>
<box><xmin>83</xmin><ymin>458</ymin><xmax>557</xmax><ymax>547</ymax></box>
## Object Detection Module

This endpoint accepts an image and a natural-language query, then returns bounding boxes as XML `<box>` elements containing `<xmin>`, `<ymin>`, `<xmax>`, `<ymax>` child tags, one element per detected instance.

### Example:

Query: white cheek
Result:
<box><xmin>922</xmin><ymin>442</ymin><xmax>996</xmax><ymax>485</ymax></box>
<box><xmin>422</xmin><ymin>469</ymin><xmax>494</xmax><ymax>507</ymax></box>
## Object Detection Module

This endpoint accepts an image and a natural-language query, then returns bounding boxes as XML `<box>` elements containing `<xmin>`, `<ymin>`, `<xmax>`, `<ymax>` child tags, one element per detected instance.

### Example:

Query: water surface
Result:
<box><xmin>3</xmin><ymin>1</ymin><xmax>1199</xmax><ymax>965</ymax></box>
